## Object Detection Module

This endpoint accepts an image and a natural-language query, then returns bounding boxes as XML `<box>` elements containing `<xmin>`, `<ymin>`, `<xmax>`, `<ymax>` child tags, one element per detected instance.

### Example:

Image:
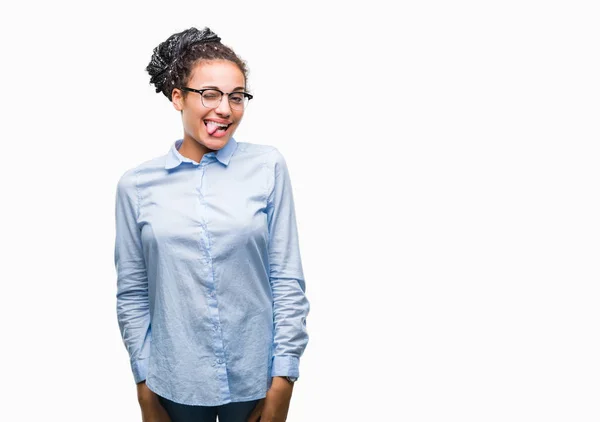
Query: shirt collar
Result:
<box><xmin>165</xmin><ymin>137</ymin><xmax>238</xmax><ymax>170</ymax></box>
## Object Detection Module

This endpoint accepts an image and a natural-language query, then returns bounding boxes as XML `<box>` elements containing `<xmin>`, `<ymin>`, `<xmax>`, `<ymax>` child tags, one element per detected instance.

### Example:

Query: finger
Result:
<box><xmin>259</xmin><ymin>403</ymin><xmax>274</xmax><ymax>422</ymax></box>
<box><xmin>247</xmin><ymin>409</ymin><xmax>262</xmax><ymax>422</ymax></box>
<box><xmin>247</xmin><ymin>400</ymin><xmax>264</xmax><ymax>422</ymax></box>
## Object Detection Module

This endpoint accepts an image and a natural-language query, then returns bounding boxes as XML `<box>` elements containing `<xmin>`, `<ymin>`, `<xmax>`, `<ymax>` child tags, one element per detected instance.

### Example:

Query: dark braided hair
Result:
<box><xmin>146</xmin><ymin>27</ymin><xmax>249</xmax><ymax>101</ymax></box>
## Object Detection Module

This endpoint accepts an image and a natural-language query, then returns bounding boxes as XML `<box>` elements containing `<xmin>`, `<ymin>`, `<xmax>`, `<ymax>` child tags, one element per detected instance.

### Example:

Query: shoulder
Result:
<box><xmin>234</xmin><ymin>141</ymin><xmax>280</xmax><ymax>161</ymax></box>
<box><xmin>116</xmin><ymin>167</ymin><xmax>137</xmax><ymax>191</ymax></box>
<box><xmin>237</xmin><ymin>141</ymin><xmax>288</xmax><ymax>167</ymax></box>
<box><xmin>116</xmin><ymin>155</ymin><xmax>164</xmax><ymax>191</ymax></box>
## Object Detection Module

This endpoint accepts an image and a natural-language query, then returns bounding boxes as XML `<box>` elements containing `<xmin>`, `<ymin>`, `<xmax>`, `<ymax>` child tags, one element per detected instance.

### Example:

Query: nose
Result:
<box><xmin>215</xmin><ymin>95</ymin><xmax>232</xmax><ymax>117</ymax></box>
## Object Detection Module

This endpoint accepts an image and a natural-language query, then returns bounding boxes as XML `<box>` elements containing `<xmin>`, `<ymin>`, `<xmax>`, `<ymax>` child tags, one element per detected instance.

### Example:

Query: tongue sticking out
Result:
<box><xmin>205</xmin><ymin>121</ymin><xmax>230</xmax><ymax>138</ymax></box>
<box><xmin>206</xmin><ymin>121</ymin><xmax>220</xmax><ymax>135</ymax></box>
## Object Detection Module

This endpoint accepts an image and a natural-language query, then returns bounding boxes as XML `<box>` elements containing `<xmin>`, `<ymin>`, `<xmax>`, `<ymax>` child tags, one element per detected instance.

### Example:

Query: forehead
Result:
<box><xmin>188</xmin><ymin>60</ymin><xmax>245</xmax><ymax>89</ymax></box>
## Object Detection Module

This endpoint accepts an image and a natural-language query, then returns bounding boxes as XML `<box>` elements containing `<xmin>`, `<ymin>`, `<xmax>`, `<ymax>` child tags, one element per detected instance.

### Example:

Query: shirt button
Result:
<box><xmin>217</xmin><ymin>359</ymin><xmax>224</xmax><ymax>364</ymax></box>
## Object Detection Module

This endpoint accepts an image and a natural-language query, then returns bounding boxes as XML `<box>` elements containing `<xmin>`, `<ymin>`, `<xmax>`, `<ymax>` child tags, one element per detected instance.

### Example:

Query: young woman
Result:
<box><xmin>114</xmin><ymin>27</ymin><xmax>310</xmax><ymax>422</ymax></box>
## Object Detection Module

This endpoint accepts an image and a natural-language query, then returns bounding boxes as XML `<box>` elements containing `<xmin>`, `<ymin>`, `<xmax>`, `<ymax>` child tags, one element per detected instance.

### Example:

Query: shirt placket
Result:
<box><xmin>196</xmin><ymin>156</ymin><xmax>231</xmax><ymax>403</ymax></box>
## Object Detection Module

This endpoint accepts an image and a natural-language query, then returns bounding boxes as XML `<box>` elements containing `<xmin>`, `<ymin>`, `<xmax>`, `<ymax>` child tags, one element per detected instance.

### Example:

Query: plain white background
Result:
<box><xmin>1</xmin><ymin>0</ymin><xmax>599</xmax><ymax>420</ymax></box>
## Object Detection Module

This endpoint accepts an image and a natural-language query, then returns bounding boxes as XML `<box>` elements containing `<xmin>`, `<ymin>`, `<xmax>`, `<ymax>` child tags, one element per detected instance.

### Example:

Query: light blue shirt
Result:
<box><xmin>114</xmin><ymin>137</ymin><xmax>309</xmax><ymax>406</ymax></box>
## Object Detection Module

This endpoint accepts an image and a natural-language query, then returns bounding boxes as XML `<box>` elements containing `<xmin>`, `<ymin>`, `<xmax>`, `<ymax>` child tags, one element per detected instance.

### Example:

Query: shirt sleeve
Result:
<box><xmin>114</xmin><ymin>168</ymin><xmax>152</xmax><ymax>384</ymax></box>
<box><xmin>266</xmin><ymin>148</ymin><xmax>310</xmax><ymax>380</ymax></box>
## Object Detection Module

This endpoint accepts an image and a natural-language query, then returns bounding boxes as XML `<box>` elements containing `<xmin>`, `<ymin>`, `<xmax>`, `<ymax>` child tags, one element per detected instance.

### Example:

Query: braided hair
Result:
<box><xmin>146</xmin><ymin>27</ymin><xmax>248</xmax><ymax>101</ymax></box>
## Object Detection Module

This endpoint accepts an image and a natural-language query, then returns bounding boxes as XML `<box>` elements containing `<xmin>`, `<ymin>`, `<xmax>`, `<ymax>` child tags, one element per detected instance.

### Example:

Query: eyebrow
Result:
<box><xmin>201</xmin><ymin>85</ymin><xmax>247</xmax><ymax>92</ymax></box>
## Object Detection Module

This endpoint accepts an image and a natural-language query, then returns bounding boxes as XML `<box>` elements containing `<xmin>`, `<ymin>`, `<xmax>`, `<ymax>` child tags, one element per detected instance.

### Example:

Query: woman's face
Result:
<box><xmin>172</xmin><ymin>60</ymin><xmax>246</xmax><ymax>153</ymax></box>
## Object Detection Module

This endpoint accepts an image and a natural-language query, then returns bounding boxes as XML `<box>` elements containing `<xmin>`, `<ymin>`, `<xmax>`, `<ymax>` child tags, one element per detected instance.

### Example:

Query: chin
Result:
<box><xmin>199</xmin><ymin>135</ymin><xmax>230</xmax><ymax>150</ymax></box>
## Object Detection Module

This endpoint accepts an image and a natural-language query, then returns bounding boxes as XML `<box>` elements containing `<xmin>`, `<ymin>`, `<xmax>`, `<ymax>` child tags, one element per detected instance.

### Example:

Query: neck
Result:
<box><xmin>178</xmin><ymin>136</ymin><xmax>216</xmax><ymax>163</ymax></box>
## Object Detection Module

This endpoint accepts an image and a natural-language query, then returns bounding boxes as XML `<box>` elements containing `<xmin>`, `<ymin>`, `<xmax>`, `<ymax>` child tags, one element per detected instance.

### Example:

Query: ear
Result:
<box><xmin>172</xmin><ymin>88</ymin><xmax>184</xmax><ymax>111</ymax></box>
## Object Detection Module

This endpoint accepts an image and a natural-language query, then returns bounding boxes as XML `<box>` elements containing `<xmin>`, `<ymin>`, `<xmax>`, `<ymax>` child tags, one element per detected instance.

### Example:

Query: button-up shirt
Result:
<box><xmin>114</xmin><ymin>137</ymin><xmax>309</xmax><ymax>406</ymax></box>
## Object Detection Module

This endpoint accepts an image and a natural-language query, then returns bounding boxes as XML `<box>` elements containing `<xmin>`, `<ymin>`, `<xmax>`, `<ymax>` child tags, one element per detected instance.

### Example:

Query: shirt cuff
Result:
<box><xmin>131</xmin><ymin>358</ymin><xmax>148</xmax><ymax>384</ymax></box>
<box><xmin>271</xmin><ymin>355</ymin><xmax>300</xmax><ymax>379</ymax></box>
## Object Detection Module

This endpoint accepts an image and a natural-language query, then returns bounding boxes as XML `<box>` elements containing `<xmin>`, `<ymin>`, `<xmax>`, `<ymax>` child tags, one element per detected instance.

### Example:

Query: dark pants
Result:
<box><xmin>157</xmin><ymin>395</ymin><xmax>261</xmax><ymax>422</ymax></box>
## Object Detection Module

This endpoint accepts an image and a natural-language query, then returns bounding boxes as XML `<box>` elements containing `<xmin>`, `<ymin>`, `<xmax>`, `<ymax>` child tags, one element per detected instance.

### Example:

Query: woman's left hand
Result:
<box><xmin>247</xmin><ymin>377</ymin><xmax>294</xmax><ymax>422</ymax></box>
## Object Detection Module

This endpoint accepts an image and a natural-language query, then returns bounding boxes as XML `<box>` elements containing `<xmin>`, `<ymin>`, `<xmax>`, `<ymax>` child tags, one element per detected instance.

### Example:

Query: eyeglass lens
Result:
<box><xmin>201</xmin><ymin>90</ymin><xmax>248</xmax><ymax>109</ymax></box>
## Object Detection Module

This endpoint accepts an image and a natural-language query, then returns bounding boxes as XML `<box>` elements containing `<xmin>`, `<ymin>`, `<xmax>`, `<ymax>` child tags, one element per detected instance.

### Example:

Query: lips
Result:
<box><xmin>203</xmin><ymin>119</ymin><xmax>233</xmax><ymax>137</ymax></box>
<box><xmin>204</xmin><ymin>120</ymin><xmax>231</xmax><ymax>135</ymax></box>
<box><xmin>204</xmin><ymin>119</ymin><xmax>231</xmax><ymax>126</ymax></box>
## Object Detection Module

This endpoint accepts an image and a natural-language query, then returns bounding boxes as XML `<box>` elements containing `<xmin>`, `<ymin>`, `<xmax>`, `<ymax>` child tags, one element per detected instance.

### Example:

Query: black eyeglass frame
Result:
<box><xmin>179</xmin><ymin>87</ymin><xmax>253</xmax><ymax>109</ymax></box>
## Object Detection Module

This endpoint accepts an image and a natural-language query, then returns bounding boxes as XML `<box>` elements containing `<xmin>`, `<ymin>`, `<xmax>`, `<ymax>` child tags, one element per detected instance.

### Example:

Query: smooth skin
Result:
<box><xmin>172</xmin><ymin>59</ymin><xmax>246</xmax><ymax>164</ymax></box>
<box><xmin>247</xmin><ymin>377</ymin><xmax>294</xmax><ymax>422</ymax></box>
<box><xmin>137</xmin><ymin>60</ymin><xmax>295</xmax><ymax>422</ymax></box>
<box><xmin>138</xmin><ymin>381</ymin><xmax>171</xmax><ymax>422</ymax></box>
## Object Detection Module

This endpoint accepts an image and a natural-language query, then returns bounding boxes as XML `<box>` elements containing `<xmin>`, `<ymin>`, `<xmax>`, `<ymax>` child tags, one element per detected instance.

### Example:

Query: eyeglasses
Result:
<box><xmin>179</xmin><ymin>87</ymin><xmax>253</xmax><ymax>110</ymax></box>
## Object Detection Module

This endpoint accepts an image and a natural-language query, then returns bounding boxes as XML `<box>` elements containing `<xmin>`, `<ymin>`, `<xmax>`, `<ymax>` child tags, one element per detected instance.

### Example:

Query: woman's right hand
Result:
<box><xmin>137</xmin><ymin>381</ymin><xmax>172</xmax><ymax>422</ymax></box>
